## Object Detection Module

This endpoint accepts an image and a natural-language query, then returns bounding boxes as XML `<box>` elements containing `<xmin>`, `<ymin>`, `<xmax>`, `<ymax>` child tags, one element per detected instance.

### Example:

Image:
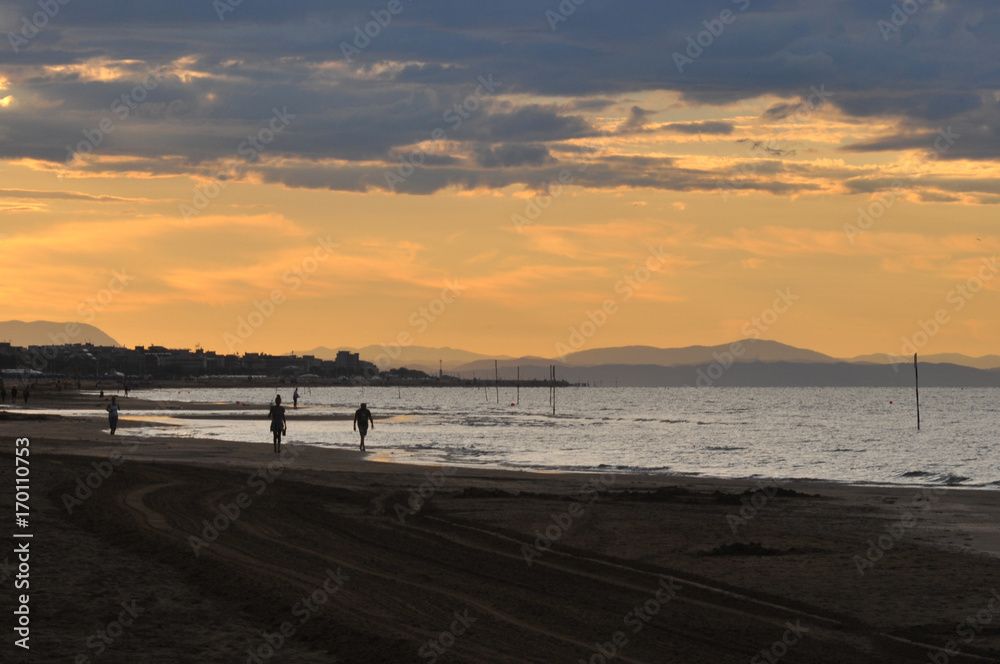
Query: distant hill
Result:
<box><xmin>561</xmin><ymin>339</ymin><xmax>837</xmax><ymax>367</ymax></box>
<box><xmin>0</xmin><ymin>320</ymin><xmax>120</xmax><ymax>347</ymax></box>
<box><xmin>848</xmin><ymin>352</ymin><xmax>1000</xmax><ymax>370</ymax></box>
<box><xmin>551</xmin><ymin>362</ymin><xmax>1000</xmax><ymax>387</ymax></box>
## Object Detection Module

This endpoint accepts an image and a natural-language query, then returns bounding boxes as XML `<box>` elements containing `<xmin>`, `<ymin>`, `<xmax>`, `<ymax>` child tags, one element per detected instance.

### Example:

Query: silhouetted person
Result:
<box><xmin>124</xmin><ymin>383</ymin><xmax>129</xmax><ymax>397</ymax></box>
<box><xmin>107</xmin><ymin>396</ymin><xmax>120</xmax><ymax>435</ymax></box>
<box><xmin>23</xmin><ymin>387</ymin><xmax>29</xmax><ymax>404</ymax></box>
<box><xmin>268</xmin><ymin>395</ymin><xmax>287</xmax><ymax>453</ymax></box>
<box><xmin>11</xmin><ymin>387</ymin><xmax>16</xmax><ymax>402</ymax></box>
<box><xmin>353</xmin><ymin>402</ymin><xmax>373</xmax><ymax>451</ymax></box>
<box><xmin>293</xmin><ymin>388</ymin><xmax>299</xmax><ymax>408</ymax></box>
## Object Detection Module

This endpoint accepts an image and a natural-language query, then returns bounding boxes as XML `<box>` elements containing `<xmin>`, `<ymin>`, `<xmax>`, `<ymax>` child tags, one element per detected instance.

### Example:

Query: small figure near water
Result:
<box><xmin>353</xmin><ymin>402</ymin><xmax>373</xmax><ymax>452</ymax></box>
<box><xmin>107</xmin><ymin>396</ymin><xmax>120</xmax><ymax>435</ymax></box>
<box><xmin>293</xmin><ymin>388</ymin><xmax>299</xmax><ymax>408</ymax></box>
<box><xmin>11</xmin><ymin>387</ymin><xmax>17</xmax><ymax>402</ymax></box>
<box><xmin>269</xmin><ymin>395</ymin><xmax>287</xmax><ymax>453</ymax></box>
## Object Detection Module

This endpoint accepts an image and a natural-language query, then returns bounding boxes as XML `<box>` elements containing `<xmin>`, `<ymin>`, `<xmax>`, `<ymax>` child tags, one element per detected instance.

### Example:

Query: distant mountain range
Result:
<box><xmin>3</xmin><ymin>321</ymin><xmax>998</xmax><ymax>386</ymax></box>
<box><xmin>297</xmin><ymin>339</ymin><xmax>1000</xmax><ymax>386</ymax></box>
<box><xmin>0</xmin><ymin>320</ymin><xmax>120</xmax><ymax>347</ymax></box>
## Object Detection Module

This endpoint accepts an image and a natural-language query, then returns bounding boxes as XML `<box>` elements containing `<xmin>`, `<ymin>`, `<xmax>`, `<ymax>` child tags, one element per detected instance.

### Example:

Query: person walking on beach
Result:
<box><xmin>353</xmin><ymin>402</ymin><xmax>373</xmax><ymax>452</ymax></box>
<box><xmin>268</xmin><ymin>395</ymin><xmax>287</xmax><ymax>453</ymax></box>
<box><xmin>107</xmin><ymin>396</ymin><xmax>120</xmax><ymax>435</ymax></box>
<box><xmin>11</xmin><ymin>386</ymin><xmax>17</xmax><ymax>402</ymax></box>
<box><xmin>23</xmin><ymin>387</ymin><xmax>29</xmax><ymax>404</ymax></box>
<box><xmin>293</xmin><ymin>388</ymin><xmax>299</xmax><ymax>408</ymax></box>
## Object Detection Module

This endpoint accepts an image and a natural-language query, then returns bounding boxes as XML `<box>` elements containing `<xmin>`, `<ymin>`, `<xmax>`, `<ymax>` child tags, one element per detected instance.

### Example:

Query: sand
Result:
<box><xmin>2</xmin><ymin>390</ymin><xmax>1000</xmax><ymax>663</ymax></box>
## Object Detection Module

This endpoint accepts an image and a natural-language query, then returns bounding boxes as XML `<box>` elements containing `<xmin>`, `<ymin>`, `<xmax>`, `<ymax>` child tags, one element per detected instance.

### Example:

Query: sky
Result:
<box><xmin>0</xmin><ymin>0</ymin><xmax>998</xmax><ymax>360</ymax></box>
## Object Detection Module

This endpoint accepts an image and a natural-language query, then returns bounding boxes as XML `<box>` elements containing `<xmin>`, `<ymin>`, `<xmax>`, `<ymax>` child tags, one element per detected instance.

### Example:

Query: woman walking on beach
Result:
<box><xmin>269</xmin><ymin>395</ymin><xmax>287</xmax><ymax>453</ymax></box>
<box><xmin>107</xmin><ymin>396</ymin><xmax>120</xmax><ymax>435</ymax></box>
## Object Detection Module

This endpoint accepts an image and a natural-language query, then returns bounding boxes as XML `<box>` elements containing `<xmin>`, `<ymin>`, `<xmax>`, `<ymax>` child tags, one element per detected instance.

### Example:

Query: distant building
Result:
<box><xmin>334</xmin><ymin>351</ymin><xmax>360</xmax><ymax>372</ymax></box>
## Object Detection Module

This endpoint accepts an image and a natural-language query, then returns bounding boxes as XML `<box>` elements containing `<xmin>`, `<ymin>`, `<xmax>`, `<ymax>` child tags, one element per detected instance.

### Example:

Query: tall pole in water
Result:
<box><xmin>495</xmin><ymin>360</ymin><xmax>499</xmax><ymax>403</ymax></box>
<box><xmin>551</xmin><ymin>365</ymin><xmax>556</xmax><ymax>416</ymax></box>
<box><xmin>516</xmin><ymin>366</ymin><xmax>520</xmax><ymax>405</ymax></box>
<box><xmin>914</xmin><ymin>353</ymin><xmax>921</xmax><ymax>431</ymax></box>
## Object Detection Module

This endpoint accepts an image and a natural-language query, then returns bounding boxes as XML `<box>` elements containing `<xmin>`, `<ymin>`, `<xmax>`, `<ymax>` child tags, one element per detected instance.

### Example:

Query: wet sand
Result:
<box><xmin>2</xmin><ymin>392</ymin><xmax>1000</xmax><ymax>663</ymax></box>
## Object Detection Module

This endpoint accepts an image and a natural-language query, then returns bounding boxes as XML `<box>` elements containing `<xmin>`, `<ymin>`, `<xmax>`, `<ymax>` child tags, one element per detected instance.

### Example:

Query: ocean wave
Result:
<box><xmin>934</xmin><ymin>473</ymin><xmax>971</xmax><ymax>485</ymax></box>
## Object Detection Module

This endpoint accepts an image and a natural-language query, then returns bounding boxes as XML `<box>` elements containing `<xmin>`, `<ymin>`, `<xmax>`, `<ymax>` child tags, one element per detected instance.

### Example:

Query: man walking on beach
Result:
<box><xmin>269</xmin><ymin>395</ymin><xmax>287</xmax><ymax>453</ymax></box>
<box><xmin>353</xmin><ymin>402</ymin><xmax>373</xmax><ymax>452</ymax></box>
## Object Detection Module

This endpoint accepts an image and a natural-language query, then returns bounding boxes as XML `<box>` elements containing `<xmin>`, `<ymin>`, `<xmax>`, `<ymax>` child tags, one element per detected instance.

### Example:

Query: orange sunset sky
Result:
<box><xmin>0</xmin><ymin>1</ymin><xmax>998</xmax><ymax>359</ymax></box>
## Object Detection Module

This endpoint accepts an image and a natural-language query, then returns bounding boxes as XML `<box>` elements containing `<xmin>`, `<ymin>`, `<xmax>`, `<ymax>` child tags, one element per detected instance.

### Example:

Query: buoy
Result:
<box><xmin>510</xmin><ymin>402</ymin><xmax>515</xmax><ymax>407</ymax></box>
<box><xmin>889</xmin><ymin>401</ymin><xmax>893</xmax><ymax>404</ymax></box>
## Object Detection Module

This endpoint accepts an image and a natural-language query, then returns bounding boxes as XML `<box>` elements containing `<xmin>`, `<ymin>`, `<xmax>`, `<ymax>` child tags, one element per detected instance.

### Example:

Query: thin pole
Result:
<box><xmin>551</xmin><ymin>365</ymin><xmax>556</xmax><ymax>416</ymax></box>
<box><xmin>495</xmin><ymin>360</ymin><xmax>499</xmax><ymax>403</ymax></box>
<box><xmin>914</xmin><ymin>352</ymin><xmax>921</xmax><ymax>431</ymax></box>
<box><xmin>516</xmin><ymin>366</ymin><xmax>520</xmax><ymax>405</ymax></box>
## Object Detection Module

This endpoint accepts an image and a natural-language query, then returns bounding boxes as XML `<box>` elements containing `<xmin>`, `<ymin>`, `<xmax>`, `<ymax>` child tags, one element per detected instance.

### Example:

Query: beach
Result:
<box><xmin>3</xmin><ymin>392</ymin><xmax>1000</xmax><ymax>663</ymax></box>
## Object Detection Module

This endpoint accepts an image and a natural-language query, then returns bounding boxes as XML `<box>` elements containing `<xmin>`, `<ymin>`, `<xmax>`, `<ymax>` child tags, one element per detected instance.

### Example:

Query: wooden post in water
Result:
<box><xmin>914</xmin><ymin>353</ymin><xmax>921</xmax><ymax>431</ymax></box>
<box><xmin>549</xmin><ymin>365</ymin><xmax>553</xmax><ymax>410</ymax></box>
<box><xmin>495</xmin><ymin>360</ymin><xmax>499</xmax><ymax>403</ymax></box>
<box><xmin>551</xmin><ymin>365</ymin><xmax>556</xmax><ymax>416</ymax></box>
<box><xmin>516</xmin><ymin>366</ymin><xmax>520</xmax><ymax>405</ymax></box>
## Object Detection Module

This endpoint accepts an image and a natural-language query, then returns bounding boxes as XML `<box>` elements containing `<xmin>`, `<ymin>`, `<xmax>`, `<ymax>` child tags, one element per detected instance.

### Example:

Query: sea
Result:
<box><xmin>93</xmin><ymin>385</ymin><xmax>1000</xmax><ymax>488</ymax></box>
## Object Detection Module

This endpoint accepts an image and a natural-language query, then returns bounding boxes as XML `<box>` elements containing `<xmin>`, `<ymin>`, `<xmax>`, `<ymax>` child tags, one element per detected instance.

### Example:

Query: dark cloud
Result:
<box><xmin>0</xmin><ymin>0</ymin><xmax>997</xmax><ymax>195</ymax></box>
<box><xmin>662</xmin><ymin>121</ymin><xmax>734</xmax><ymax>135</ymax></box>
<box><xmin>474</xmin><ymin>143</ymin><xmax>555</xmax><ymax>169</ymax></box>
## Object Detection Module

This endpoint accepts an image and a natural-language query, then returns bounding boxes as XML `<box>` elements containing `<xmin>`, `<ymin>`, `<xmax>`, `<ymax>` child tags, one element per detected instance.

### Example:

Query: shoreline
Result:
<box><xmin>3</xmin><ymin>391</ymin><xmax>998</xmax><ymax>491</ymax></box>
